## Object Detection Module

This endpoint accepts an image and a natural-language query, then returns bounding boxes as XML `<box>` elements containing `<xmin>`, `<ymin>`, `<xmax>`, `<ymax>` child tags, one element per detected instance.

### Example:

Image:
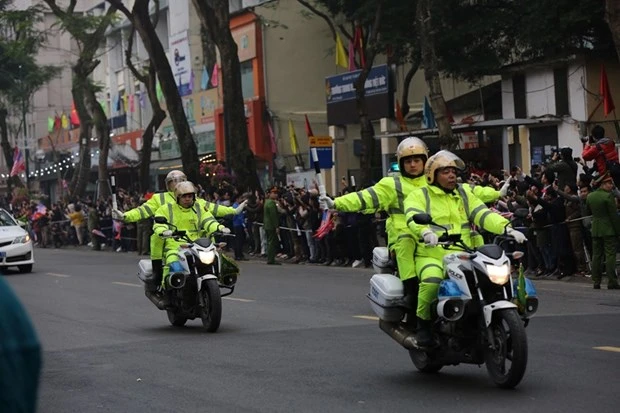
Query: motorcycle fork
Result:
<box><xmin>476</xmin><ymin>289</ymin><xmax>497</xmax><ymax>350</ymax></box>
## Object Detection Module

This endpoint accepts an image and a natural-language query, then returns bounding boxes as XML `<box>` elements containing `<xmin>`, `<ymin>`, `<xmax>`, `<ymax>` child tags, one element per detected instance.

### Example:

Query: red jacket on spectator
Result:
<box><xmin>581</xmin><ymin>137</ymin><xmax>619</xmax><ymax>174</ymax></box>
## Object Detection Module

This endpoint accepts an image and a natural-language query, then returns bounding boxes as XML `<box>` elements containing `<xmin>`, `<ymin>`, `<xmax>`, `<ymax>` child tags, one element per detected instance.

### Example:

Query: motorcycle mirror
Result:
<box><xmin>412</xmin><ymin>213</ymin><xmax>433</xmax><ymax>225</ymax></box>
<box><xmin>154</xmin><ymin>217</ymin><xmax>168</xmax><ymax>224</ymax></box>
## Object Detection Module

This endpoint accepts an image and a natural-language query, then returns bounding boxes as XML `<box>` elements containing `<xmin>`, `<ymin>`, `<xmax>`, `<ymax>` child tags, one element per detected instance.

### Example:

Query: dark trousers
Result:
<box><xmin>591</xmin><ymin>236</ymin><xmax>618</xmax><ymax>286</ymax></box>
<box><xmin>233</xmin><ymin>226</ymin><xmax>246</xmax><ymax>259</ymax></box>
<box><xmin>265</xmin><ymin>229</ymin><xmax>278</xmax><ymax>264</ymax></box>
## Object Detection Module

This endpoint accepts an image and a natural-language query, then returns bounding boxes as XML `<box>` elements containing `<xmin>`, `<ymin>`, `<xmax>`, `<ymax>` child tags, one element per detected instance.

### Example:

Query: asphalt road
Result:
<box><xmin>4</xmin><ymin>247</ymin><xmax>620</xmax><ymax>413</ymax></box>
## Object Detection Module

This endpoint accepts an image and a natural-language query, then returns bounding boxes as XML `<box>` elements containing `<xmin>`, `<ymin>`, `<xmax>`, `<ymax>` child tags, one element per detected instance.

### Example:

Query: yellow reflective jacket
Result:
<box><xmin>334</xmin><ymin>175</ymin><xmax>427</xmax><ymax>245</ymax></box>
<box><xmin>153</xmin><ymin>202</ymin><xmax>222</xmax><ymax>241</ymax></box>
<box><xmin>471</xmin><ymin>184</ymin><xmax>500</xmax><ymax>204</ymax></box>
<box><xmin>404</xmin><ymin>183</ymin><xmax>508</xmax><ymax>259</ymax></box>
<box><xmin>123</xmin><ymin>191</ymin><xmax>236</xmax><ymax>223</ymax></box>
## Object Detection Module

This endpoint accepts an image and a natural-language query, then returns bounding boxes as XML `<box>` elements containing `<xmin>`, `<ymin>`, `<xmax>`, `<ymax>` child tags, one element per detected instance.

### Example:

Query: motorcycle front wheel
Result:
<box><xmin>200</xmin><ymin>279</ymin><xmax>222</xmax><ymax>332</ymax></box>
<box><xmin>166</xmin><ymin>310</ymin><xmax>187</xmax><ymax>327</ymax></box>
<box><xmin>484</xmin><ymin>309</ymin><xmax>528</xmax><ymax>389</ymax></box>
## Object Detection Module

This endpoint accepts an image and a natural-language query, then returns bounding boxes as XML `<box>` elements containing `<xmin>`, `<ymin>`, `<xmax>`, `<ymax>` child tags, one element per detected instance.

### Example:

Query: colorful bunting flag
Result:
<box><xmin>201</xmin><ymin>65</ymin><xmax>210</xmax><ymax>90</ymax></box>
<box><xmin>211</xmin><ymin>64</ymin><xmax>219</xmax><ymax>87</ymax></box>
<box><xmin>61</xmin><ymin>113</ymin><xmax>69</xmax><ymax>129</ymax></box>
<box><xmin>288</xmin><ymin>119</ymin><xmax>300</xmax><ymax>155</ymax></box>
<box><xmin>188</xmin><ymin>70</ymin><xmax>194</xmax><ymax>94</ymax></box>
<box><xmin>422</xmin><ymin>96</ymin><xmax>436</xmax><ymax>129</ymax></box>
<box><xmin>47</xmin><ymin>117</ymin><xmax>54</xmax><ymax>132</ymax></box>
<box><xmin>335</xmin><ymin>33</ymin><xmax>348</xmax><ymax>69</ymax></box>
<box><xmin>600</xmin><ymin>64</ymin><xmax>615</xmax><ymax>117</ymax></box>
<box><xmin>129</xmin><ymin>94</ymin><xmax>135</xmax><ymax>113</ymax></box>
<box><xmin>156</xmin><ymin>81</ymin><xmax>163</xmax><ymax>102</ymax></box>
<box><xmin>304</xmin><ymin>114</ymin><xmax>314</xmax><ymax>138</ymax></box>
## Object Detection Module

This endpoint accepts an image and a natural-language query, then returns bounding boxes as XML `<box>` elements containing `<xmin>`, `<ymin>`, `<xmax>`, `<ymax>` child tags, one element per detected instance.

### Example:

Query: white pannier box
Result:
<box><xmin>367</xmin><ymin>273</ymin><xmax>405</xmax><ymax>322</ymax></box>
<box><xmin>137</xmin><ymin>259</ymin><xmax>154</xmax><ymax>283</ymax></box>
<box><xmin>372</xmin><ymin>247</ymin><xmax>393</xmax><ymax>274</ymax></box>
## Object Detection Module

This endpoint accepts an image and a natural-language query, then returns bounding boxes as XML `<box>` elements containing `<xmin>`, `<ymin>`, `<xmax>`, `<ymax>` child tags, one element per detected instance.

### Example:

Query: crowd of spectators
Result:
<box><xmin>5</xmin><ymin>125</ymin><xmax>620</xmax><ymax>283</ymax></box>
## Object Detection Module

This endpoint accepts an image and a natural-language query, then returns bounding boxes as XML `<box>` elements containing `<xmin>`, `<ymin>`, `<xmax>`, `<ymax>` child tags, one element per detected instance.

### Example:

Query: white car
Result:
<box><xmin>0</xmin><ymin>208</ymin><xmax>34</xmax><ymax>273</ymax></box>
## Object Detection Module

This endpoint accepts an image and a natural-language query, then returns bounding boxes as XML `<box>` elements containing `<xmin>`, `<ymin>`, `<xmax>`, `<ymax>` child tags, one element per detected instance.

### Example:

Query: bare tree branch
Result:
<box><xmin>297</xmin><ymin>0</ymin><xmax>337</xmax><ymax>40</ymax></box>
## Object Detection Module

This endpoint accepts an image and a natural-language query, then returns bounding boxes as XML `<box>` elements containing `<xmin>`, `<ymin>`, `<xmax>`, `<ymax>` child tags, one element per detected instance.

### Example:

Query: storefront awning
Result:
<box><xmin>375</xmin><ymin>117</ymin><xmax>563</xmax><ymax>139</ymax></box>
<box><xmin>149</xmin><ymin>157</ymin><xmax>183</xmax><ymax>172</ymax></box>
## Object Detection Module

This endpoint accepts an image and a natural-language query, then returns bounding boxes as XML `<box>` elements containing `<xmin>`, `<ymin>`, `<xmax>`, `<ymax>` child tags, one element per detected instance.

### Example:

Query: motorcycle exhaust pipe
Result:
<box><xmin>167</xmin><ymin>272</ymin><xmax>186</xmax><ymax>289</ymax></box>
<box><xmin>379</xmin><ymin>320</ymin><xmax>417</xmax><ymax>350</ymax></box>
<box><xmin>144</xmin><ymin>290</ymin><xmax>167</xmax><ymax>310</ymax></box>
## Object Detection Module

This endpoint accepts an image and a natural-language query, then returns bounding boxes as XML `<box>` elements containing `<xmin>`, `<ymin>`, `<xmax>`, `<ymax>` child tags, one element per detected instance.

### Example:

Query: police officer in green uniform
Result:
<box><xmin>153</xmin><ymin>181</ymin><xmax>231</xmax><ymax>288</ymax></box>
<box><xmin>112</xmin><ymin>170</ymin><xmax>246</xmax><ymax>289</ymax></box>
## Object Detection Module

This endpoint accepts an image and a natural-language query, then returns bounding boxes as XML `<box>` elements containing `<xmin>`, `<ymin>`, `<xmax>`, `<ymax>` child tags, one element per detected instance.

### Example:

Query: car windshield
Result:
<box><xmin>0</xmin><ymin>210</ymin><xmax>17</xmax><ymax>227</ymax></box>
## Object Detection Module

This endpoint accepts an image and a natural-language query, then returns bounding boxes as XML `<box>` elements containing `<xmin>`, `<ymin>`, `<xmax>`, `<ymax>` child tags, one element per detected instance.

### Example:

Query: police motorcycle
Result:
<box><xmin>367</xmin><ymin>210</ymin><xmax>538</xmax><ymax>389</ymax></box>
<box><xmin>137</xmin><ymin>217</ymin><xmax>237</xmax><ymax>332</ymax></box>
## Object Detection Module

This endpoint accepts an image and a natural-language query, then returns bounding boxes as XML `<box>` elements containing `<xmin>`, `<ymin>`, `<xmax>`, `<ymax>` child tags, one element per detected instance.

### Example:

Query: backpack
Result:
<box><xmin>596</xmin><ymin>143</ymin><xmax>620</xmax><ymax>187</ymax></box>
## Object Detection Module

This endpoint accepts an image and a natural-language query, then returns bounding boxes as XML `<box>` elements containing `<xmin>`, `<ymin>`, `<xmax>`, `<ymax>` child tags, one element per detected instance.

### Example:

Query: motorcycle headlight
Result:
<box><xmin>12</xmin><ymin>235</ymin><xmax>31</xmax><ymax>244</ymax></box>
<box><xmin>486</xmin><ymin>263</ymin><xmax>510</xmax><ymax>285</ymax></box>
<box><xmin>198</xmin><ymin>250</ymin><xmax>215</xmax><ymax>265</ymax></box>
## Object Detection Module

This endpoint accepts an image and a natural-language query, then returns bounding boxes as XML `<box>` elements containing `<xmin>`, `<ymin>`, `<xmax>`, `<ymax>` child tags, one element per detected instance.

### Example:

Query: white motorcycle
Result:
<box><xmin>137</xmin><ymin>217</ymin><xmax>237</xmax><ymax>332</ymax></box>
<box><xmin>368</xmin><ymin>212</ymin><xmax>538</xmax><ymax>388</ymax></box>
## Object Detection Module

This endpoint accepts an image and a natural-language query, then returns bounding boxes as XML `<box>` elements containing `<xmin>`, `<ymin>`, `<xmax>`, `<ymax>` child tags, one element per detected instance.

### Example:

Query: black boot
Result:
<box><xmin>151</xmin><ymin>259</ymin><xmax>163</xmax><ymax>287</ymax></box>
<box><xmin>415</xmin><ymin>317</ymin><xmax>435</xmax><ymax>348</ymax></box>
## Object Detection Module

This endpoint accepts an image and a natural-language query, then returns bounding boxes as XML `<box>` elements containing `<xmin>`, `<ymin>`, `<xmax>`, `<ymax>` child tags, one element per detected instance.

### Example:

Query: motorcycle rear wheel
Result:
<box><xmin>200</xmin><ymin>279</ymin><xmax>222</xmax><ymax>332</ymax></box>
<box><xmin>166</xmin><ymin>310</ymin><xmax>187</xmax><ymax>327</ymax></box>
<box><xmin>409</xmin><ymin>349</ymin><xmax>443</xmax><ymax>373</ymax></box>
<box><xmin>484</xmin><ymin>309</ymin><xmax>528</xmax><ymax>389</ymax></box>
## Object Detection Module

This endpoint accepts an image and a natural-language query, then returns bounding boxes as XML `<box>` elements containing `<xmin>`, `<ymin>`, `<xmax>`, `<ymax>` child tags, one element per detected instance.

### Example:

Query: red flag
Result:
<box><xmin>211</xmin><ymin>64</ymin><xmax>219</xmax><ymax>87</ymax></box>
<box><xmin>10</xmin><ymin>146</ymin><xmax>25</xmax><ymax>177</ymax></box>
<box><xmin>600</xmin><ymin>64</ymin><xmax>615</xmax><ymax>117</ymax></box>
<box><xmin>54</xmin><ymin>115</ymin><xmax>61</xmax><ymax>130</ymax></box>
<box><xmin>304</xmin><ymin>114</ymin><xmax>314</xmax><ymax>138</ymax></box>
<box><xmin>70</xmin><ymin>101</ymin><xmax>80</xmax><ymax>126</ymax></box>
<box><xmin>267</xmin><ymin>121</ymin><xmax>277</xmax><ymax>154</ymax></box>
<box><xmin>353</xmin><ymin>26</ymin><xmax>366</xmax><ymax>68</ymax></box>
<box><xmin>395</xmin><ymin>100</ymin><xmax>407</xmax><ymax>131</ymax></box>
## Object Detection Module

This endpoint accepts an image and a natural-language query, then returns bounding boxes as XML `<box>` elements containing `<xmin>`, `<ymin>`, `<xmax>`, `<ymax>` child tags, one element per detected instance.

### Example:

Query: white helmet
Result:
<box><xmin>424</xmin><ymin>150</ymin><xmax>465</xmax><ymax>185</ymax></box>
<box><xmin>396</xmin><ymin>137</ymin><xmax>429</xmax><ymax>177</ymax></box>
<box><xmin>165</xmin><ymin>170</ymin><xmax>187</xmax><ymax>192</ymax></box>
<box><xmin>174</xmin><ymin>181</ymin><xmax>196</xmax><ymax>203</ymax></box>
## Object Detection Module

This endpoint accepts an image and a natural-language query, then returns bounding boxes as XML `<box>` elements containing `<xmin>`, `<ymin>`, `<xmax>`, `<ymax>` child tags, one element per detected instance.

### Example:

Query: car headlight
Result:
<box><xmin>486</xmin><ymin>263</ymin><xmax>510</xmax><ymax>285</ymax></box>
<box><xmin>12</xmin><ymin>235</ymin><xmax>31</xmax><ymax>244</ymax></box>
<box><xmin>198</xmin><ymin>250</ymin><xmax>215</xmax><ymax>264</ymax></box>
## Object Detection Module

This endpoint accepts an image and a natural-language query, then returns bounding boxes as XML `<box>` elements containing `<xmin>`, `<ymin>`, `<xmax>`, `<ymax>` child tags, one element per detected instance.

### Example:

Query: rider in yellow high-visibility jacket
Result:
<box><xmin>152</xmin><ymin>181</ymin><xmax>230</xmax><ymax>288</ymax></box>
<box><xmin>321</xmin><ymin>137</ymin><xmax>429</xmax><ymax>320</ymax></box>
<box><xmin>404</xmin><ymin>151</ymin><xmax>526</xmax><ymax>347</ymax></box>
<box><xmin>111</xmin><ymin>170</ymin><xmax>245</xmax><ymax>286</ymax></box>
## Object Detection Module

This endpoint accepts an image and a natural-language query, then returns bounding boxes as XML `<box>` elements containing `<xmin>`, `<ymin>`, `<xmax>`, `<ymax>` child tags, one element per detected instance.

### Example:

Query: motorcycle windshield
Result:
<box><xmin>194</xmin><ymin>238</ymin><xmax>213</xmax><ymax>248</ymax></box>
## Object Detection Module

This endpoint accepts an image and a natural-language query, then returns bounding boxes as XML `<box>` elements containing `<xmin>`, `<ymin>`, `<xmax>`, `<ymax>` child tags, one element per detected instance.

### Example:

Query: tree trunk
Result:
<box><xmin>606</xmin><ymin>0</ymin><xmax>620</xmax><ymax>61</ymax></box>
<box><xmin>200</xmin><ymin>24</ymin><xmax>218</xmax><ymax>80</ymax></box>
<box><xmin>416</xmin><ymin>0</ymin><xmax>456</xmax><ymax>150</ymax></box>
<box><xmin>0</xmin><ymin>108</ymin><xmax>22</xmax><ymax>191</ymax></box>
<box><xmin>191</xmin><ymin>0</ymin><xmax>260</xmax><ymax>192</ymax></box>
<box><xmin>139</xmin><ymin>65</ymin><xmax>166</xmax><ymax>193</ymax></box>
<box><xmin>354</xmin><ymin>1</ymin><xmax>384</xmax><ymax>187</ymax></box>
<box><xmin>110</xmin><ymin>0</ymin><xmax>200</xmax><ymax>184</ymax></box>
<box><xmin>85</xmin><ymin>83</ymin><xmax>111</xmax><ymax>200</ymax></box>
<box><xmin>125</xmin><ymin>25</ymin><xmax>167</xmax><ymax>194</ymax></box>
<box><xmin>69</xmin><ymin>62</ymin><xmax>93</xmax><ymax>198</ymax></box>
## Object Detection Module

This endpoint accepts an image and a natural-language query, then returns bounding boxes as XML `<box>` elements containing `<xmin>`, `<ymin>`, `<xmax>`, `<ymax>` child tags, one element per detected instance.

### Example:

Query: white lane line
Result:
<box><xmin>112</xmin><ymin>282</ymin><xmax>142</xmax><ymax>288</ymax></box>
<box><xmin>353</xmin><ymin>315</ymin><xmax>379</xmax><ymax>321</ymax></box>
<box><xmin>593</xmin><ymin>346</ymin><xmax>620</xmax><ymax>353</ymax></box>
<box><xmin>223</xmin><ymin>297</ymin><xmax>255</xmax><ymax>303</ymax></box>
<box><xmin>46</xmin><ymin>272</ymin><xmax>71</xmax><ymax>278</ymax></box>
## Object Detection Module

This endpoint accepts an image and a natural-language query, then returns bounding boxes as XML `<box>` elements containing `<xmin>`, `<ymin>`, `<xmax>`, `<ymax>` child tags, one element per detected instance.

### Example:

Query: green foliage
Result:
<box><xmin>0</xmin><ymin>1</ymin><xmax>60</xmax><ymax>104</ymax></box>
<box><xmin>432</xmin><ymin>0</ymin><xmax>613</xmax><ymax>81</ymax></box>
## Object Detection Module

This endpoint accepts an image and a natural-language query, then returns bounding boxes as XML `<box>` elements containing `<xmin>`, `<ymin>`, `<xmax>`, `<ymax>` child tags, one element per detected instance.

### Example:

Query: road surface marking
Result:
<box><xmin>46</xmin><ymin>272</ymin><xmax>71</xmax><ymax>278</ymax></box>
<box><xmin>223</xmin><ymin>297</ymin><xmax>254</xmax><ymax>302</ymax></box>
<box><xmin>593</xmin><ymin>346</ymin><xmax>620</xmax><ymax>353</ymax></box>
<box><xmin>353</xmin><ymin>315</ymin><xmax>379</xmax><ymax>321</ymax></box>
<box><xmin>112</xmin><ymin>282</ymin><xmax>142</xmax><ymax>288</ymax></box>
